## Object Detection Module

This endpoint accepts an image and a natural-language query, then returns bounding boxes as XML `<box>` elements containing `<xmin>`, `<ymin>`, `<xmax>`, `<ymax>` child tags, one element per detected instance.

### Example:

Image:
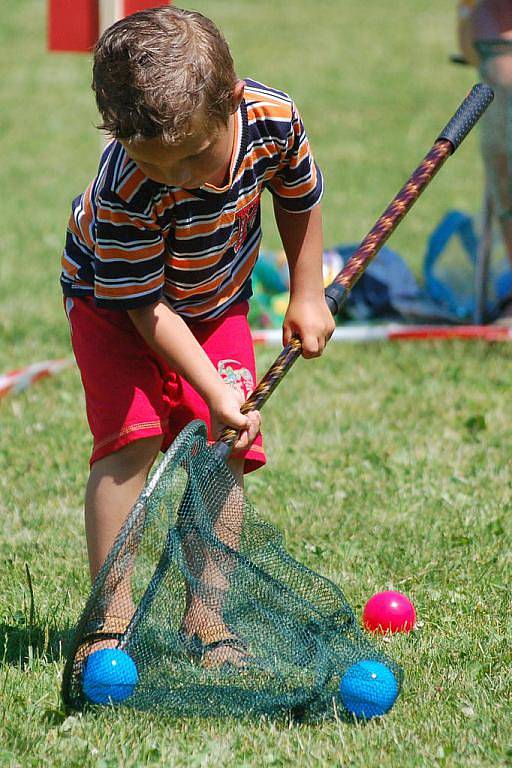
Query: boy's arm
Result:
<box><xmin>128</xmin><ymin>300</ymin><xmax>259</xmax><ymax>446</ymax></box>
<box><xmin>273</xmin><ymin>200</ymin><xmax>335</xmax><ymax>358</ymax></box>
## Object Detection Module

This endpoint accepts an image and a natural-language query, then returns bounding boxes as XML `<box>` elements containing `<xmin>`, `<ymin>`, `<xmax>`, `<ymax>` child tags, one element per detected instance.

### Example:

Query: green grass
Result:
<box><xmin>0</xmin><ymin>1</ymin><xmax>511</xmax><ymax>766</ymax></box>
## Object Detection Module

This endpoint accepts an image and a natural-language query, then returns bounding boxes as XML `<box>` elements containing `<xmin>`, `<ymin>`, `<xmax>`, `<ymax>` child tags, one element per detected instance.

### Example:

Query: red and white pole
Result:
<box><xmin>48</xmin><ymin>0</ymin><xmax>171</xmax><ymax>52</ymax></box>
<box><xmin>100</xmin><ymin>2</ymin><xmax>169</xmax><ymax>35</ymax></box>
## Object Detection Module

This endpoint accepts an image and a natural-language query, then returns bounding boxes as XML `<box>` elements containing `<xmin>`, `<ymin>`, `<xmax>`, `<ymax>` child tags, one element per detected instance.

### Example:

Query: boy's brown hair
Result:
<box><xmin>92</xmin><ymin>6</ymin><xmax>238</xmax><ymax>143</ymax></box>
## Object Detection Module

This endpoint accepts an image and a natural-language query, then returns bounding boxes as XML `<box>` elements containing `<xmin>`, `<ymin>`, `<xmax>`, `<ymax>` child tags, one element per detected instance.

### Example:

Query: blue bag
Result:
<box><xmin>423</xmin><ymin>210</ymin><xmax>512</xmax><ymax>321</ymax></box>
<box><xmin>423</xmin><ymin>211</ymin><xmax>479</xmax><ymax>320</ymax></box>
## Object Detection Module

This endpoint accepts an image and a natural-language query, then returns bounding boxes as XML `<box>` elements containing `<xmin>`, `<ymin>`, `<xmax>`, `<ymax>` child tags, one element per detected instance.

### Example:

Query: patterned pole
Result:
<box><xmin>216</xmin><ymin>84</ymin><xmax>494</xmax><ymax>455</ymax></box>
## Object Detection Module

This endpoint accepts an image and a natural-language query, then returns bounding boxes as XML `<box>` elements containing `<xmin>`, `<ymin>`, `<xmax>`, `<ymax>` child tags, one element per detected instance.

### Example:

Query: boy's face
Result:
<box><xmin>120</xmin><ymin>110</ymin><xmax>234</xmax><ymax>189</ymax></box>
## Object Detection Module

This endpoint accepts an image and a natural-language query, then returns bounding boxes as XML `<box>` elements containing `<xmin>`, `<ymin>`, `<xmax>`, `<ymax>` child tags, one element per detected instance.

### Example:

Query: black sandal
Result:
<box><xmin>178</xmin><ymin>628</ymin><xmax>252</xmax><ymax>671</ymax></box>
<box><xmin>200</xmin><ymin>635</ymin><xmax>252</xmax><ymax>671</ymax></box>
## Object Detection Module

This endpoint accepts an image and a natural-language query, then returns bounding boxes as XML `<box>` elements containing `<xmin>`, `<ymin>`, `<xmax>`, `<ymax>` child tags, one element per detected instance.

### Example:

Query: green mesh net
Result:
<box><xmin>62</xmin><ymin>420</ymin><xmax>402</xmax><ymax>720</ymax></box>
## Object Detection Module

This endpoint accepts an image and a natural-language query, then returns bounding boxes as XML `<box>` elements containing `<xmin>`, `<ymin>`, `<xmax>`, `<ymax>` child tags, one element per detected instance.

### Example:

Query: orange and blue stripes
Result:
<box><xmin>61</xmin><ymin>79</ymin><xmax>323</xmax><ymax>320</ymax></box>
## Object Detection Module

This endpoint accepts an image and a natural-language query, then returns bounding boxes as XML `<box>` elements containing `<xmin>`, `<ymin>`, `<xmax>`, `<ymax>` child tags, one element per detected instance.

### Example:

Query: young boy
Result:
<box><xmin>62</xmin><ymin>6</ymin><xmax>334</xmax><ymax>666</ymax></box>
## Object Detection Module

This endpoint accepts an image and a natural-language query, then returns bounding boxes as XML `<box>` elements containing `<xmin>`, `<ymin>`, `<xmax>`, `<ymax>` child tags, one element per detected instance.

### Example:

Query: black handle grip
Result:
<box><xmin>437</xmin><ymin>83</ymin><xmax>494</xmax><ymax>151</ymax></box>
<box><xmin>324</xmin><ymin>285</ymin><xmax>346</xmax><ymax>315</ymax></box>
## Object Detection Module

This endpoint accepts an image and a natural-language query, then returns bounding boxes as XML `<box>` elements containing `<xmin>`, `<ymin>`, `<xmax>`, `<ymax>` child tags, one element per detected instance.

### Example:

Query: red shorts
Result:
<box><xmin>64</xmin><ymin>296</ymin><xmax>265</xmax><ymax>473</ymax></box>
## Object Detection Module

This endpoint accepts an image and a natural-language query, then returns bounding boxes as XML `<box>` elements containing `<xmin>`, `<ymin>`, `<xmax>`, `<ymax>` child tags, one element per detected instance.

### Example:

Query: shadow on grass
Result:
<box><xmin>0</xmin><ymin>621</ymin><xmax>74</xmax><ymax>668</ymax></box>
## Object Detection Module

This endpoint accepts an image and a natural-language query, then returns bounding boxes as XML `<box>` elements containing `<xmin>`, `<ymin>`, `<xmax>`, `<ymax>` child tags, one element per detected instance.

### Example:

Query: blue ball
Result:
<box><xmin>339</xmin><ymin>660</ymin><xmax>399</xmax><ymax>719</ymax></box>
<box><xmin>83</xmin><ymin>648</ymin><xmax>138</xmax><ymax>705</ymax></box>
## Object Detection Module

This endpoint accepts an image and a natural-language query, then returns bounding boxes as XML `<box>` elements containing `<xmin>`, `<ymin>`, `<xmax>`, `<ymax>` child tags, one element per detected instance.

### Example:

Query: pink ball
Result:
<box><xmin>363</xmin><ymin>591</ymin><xmax>416</xmax><ymax>634</ymax></box>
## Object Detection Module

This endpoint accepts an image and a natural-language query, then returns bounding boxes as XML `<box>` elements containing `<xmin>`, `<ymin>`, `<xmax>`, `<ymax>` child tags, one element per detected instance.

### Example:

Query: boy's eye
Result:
<box><xmin>188</xmin><ymin>145</ymin><xmax>212</xmax><ymax>161</ymax></box>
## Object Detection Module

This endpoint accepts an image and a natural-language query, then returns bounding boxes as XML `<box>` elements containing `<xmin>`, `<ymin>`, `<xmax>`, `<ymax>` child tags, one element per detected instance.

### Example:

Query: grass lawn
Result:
<box><xmin>0</xmin><ymin>1</ymin><xmax>510</xmax><ymax>766</ymax></box>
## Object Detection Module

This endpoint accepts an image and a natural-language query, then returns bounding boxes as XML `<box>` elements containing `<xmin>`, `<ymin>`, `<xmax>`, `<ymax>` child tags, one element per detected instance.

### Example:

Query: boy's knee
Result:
<box><xmin>227</xmin><ymin>456</ymin><xmax>245</xmax><ymax>483</ymax></box>
<box><xmin>93</xmin><ymin>436</ymin><xmax>163</xmax><ymax>478</ymax></box>
<box><xmin>119</xmin><ymin>435</ymin><xmax>162</xmax><ymax>464</ymax></box>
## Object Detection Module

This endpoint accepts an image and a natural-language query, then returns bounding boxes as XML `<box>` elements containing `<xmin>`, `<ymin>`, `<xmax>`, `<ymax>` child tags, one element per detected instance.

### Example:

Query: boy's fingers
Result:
<box><xmin>246</xmin><ymin>411</ymin><xmax>261</xmax><ymax>440</ymax></box>
<box><xmin>302</xmin><ymin>326</ymin><xmax>336</xmax><ymax>357</ymax></box>
<box><xmin>234</xmin><ymin>432</ymin><xmax>249</xmax><ymax>452</ymax></box>
<box><xmin>231</xmin><ymin>411</ymin><xmax>251</xmax><ymax>430</ymax></box>
<box><xmin>247</xmin><ymin>409</ymin><xmax>261</xmax><ymax>427</ymax></box>
<box><xmin>232</xmin><ymin>430</ymin><xmax>251</xmax><ymax>455</ymax></box>
<box><xmin>301</xmin><ymin>334</ymin><xmax>321</xmax><ymax>358</ymax></box>
<box><xmin>230</xmin><ymin>410</ymin><xmax>261</xmax><ymax>454</ymax></box>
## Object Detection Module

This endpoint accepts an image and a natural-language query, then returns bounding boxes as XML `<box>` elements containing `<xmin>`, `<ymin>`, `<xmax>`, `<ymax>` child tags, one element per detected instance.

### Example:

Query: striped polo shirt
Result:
<box><xmin>61</xmin><ymin>79</ymin><xmax>324</xmax><ymax>321</ymax></box>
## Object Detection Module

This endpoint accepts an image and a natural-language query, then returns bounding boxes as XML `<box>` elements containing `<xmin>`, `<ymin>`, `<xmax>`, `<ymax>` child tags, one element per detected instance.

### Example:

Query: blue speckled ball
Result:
<box><xmin>83</xmin><ymin>648</ymin><xmax>138</xmax><ymax>705</ymax></box>
<box><xmin>339</xmin><ymin>660</ymin><xmax>399</xmax><ymax>719</ymax></box>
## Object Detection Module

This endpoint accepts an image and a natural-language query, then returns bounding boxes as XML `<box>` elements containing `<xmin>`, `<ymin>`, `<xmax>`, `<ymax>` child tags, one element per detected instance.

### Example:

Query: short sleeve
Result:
<box><xmin>93</xmin><ymin>192</ymin><xmax>166</xmax><ymax>309</ymax></box>
<box><xmin>266</xmin><ymin>102</ymin><xmax>324</xmax><ymax>213</ymax></box>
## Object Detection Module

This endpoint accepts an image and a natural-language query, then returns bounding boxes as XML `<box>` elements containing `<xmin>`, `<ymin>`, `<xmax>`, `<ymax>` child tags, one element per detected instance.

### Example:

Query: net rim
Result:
<box><xmin>61</xmin><ymin>420</ymin><xmax>209</xmax><ymax>710</ymax></box>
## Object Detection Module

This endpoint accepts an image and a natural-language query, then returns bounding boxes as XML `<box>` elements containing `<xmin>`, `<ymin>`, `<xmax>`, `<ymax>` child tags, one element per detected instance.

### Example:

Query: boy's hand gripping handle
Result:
<box><xmin>215</xmin><ymin>84</ymin><xmax>494</xmax><ymax>459</ymax></box>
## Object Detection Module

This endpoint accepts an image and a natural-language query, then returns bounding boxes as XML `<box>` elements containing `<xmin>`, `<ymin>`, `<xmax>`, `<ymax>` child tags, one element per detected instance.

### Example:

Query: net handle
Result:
<box><xmin>215</xmin><ymin>84</ymin><xmax>494</xmax><ymax>457</ymax></box>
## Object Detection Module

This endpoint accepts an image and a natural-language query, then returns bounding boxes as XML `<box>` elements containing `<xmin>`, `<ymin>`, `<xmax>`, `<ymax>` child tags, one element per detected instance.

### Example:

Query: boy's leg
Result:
<box><xmin>64</xmin><ymin>296</ymin><xmax>175</xmax><ymax>631</ymax></box>
<box><xmin>180</xmin><ymin>456</ymin><xmax>249</xmax><ymax>667</ymax></box>
<box><xmin>180</xmin><ymin>458</ymin><xmax>244</xmax><ymax>622</ymax></box>
<box><xmin>83</xmin><ymin>437</ymin><xmax>162</xmax><ymax>645</ymax></box>
<box><xmin>85</xmin><ymin>436</ymin><xmax>163</xmax><ymax>582</ymax></box>
<box><xmin>165</xmin><ymin>303</ymin><xmax>264</xmax><ymax>665</ymax></box>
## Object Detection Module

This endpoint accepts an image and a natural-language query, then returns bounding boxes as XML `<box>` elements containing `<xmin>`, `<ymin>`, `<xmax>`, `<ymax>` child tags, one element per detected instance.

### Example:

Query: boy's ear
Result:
<box><xmin>230</xmin><ymin>80</ymin><xmax>245</xmax><ymax>113</ymax></box>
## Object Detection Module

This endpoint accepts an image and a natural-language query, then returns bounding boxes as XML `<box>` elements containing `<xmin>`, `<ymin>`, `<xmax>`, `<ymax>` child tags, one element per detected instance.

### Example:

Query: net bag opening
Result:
<box><xmin>62</xmin><ymin>420</ymin><xmax>402</xmax><ymax>720</ymax></box>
